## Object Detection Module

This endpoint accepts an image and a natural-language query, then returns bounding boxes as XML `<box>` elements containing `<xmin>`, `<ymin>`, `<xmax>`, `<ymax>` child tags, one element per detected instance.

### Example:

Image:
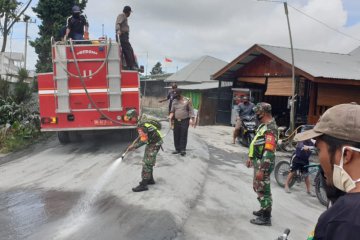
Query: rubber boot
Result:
<box><xmin>250</xmin><ymin>210</ymin><xmax>272</xmax><ymax>226</ymax></box>
<box><xmin>132</xmin><ymin>179</ymin><xmax>148</xmax><ymax>192</ymax></box>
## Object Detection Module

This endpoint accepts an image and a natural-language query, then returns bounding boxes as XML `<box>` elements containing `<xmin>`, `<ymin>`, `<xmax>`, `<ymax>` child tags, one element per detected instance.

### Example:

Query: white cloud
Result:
<box><xmin>6</xmin><ymin>0</ymin><xmax>360</xmax><ymax>73</ymax></box>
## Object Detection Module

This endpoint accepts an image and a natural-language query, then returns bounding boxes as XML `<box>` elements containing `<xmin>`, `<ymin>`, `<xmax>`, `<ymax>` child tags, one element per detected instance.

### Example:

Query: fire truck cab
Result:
<box><xmin>38</xmin><ymin>38</ymin><xmax>141</xmax><ymax>143</ymax></box>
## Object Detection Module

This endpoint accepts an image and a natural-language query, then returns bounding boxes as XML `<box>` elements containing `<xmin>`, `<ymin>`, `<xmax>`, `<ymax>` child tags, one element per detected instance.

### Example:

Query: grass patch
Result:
<box><xmin>0</xmin><ymin>131</ymin><xmax>52</xmax><ymax>154</ymax></box>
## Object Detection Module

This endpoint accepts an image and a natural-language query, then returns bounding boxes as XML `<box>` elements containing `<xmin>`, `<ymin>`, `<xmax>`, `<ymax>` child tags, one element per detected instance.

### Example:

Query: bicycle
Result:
<box><xmin>274</xmin><ymin>154</ymin><xmax>328</xmax><ymax>207</ymax></box>
<box><xmin>277</xmin><ymin>125</ymin><xmax>314</xmax><ymax>152</ymax></box>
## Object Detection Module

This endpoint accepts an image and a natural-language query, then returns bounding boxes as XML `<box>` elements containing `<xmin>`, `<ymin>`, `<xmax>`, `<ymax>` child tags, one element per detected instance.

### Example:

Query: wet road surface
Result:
<box><xmin>0</xmin><ymin>126</ymin><xmax>325</xmax><ymax>240</ymax></box>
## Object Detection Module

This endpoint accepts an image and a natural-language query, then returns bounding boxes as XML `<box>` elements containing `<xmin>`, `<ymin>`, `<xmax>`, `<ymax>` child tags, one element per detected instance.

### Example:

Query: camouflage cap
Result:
<box><xmin>253</xmin><ymin>102</ymin><xmax>272</xmax><ymax>114</ymax></box>
<box><xmin>125</xmin><ymin>109</ymin><xmax>137</xmax><ymax>119</ymax></box>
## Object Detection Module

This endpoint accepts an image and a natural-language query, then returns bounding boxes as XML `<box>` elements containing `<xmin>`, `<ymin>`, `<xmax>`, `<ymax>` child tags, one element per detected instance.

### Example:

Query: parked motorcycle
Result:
<box><xmin>239</xmin><ymin>115</ymin><xmax>257</xmax><ymax>147</ymax></box>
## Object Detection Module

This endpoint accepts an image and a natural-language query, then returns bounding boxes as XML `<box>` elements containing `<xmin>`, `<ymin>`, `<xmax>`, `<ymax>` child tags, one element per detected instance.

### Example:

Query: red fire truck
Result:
<box><xmin>38</xmin><ymin>38</ymin><xmax>141</xmax><ymax>143</ymax></box>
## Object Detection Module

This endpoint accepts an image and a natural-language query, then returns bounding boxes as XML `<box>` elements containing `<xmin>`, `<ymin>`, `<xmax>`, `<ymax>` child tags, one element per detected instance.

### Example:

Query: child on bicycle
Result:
<box><xmin>284</xmin><ymin>138</ymin><xmax>315</xmax><ymax>194</ymax></box>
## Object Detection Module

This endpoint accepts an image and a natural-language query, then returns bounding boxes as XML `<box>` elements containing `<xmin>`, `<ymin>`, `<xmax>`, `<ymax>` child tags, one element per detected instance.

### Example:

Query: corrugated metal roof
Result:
<box><xmin>177</xmin><ymin>81</ymin><xmax>231</xmax><ymax>90</ymax></box>
<box><xmin>259</xmin><ymin>44</ymin><xmax>360</xmax><ymax>80</ymax></box>
<box><xmin>165</xmin><ymin>55</ymin><xmax>228</xmax><ymax>83</ymax></box>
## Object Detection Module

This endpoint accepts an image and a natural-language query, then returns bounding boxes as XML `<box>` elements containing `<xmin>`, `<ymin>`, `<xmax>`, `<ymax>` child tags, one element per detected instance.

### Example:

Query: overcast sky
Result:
<box><xmin>5</xmin><ymin>0</ymin><xmax>360</xmax><ymax>74</ymax></box>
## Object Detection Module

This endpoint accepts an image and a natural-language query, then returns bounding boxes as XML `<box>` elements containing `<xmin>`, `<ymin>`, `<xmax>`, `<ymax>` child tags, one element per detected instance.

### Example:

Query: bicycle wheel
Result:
<box><xmin>315</xmin><ymin>172</ymin><xmax>329</xmax><ymax>207</ymax></box>
<box><xmin>274</xmin><ymin>161</ymin><xmax>296</xmax><ymax>188</ymax></box>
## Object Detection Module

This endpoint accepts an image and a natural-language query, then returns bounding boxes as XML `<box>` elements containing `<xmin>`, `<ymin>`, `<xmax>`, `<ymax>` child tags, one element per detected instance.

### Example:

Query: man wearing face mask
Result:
<box><xmin>295</xmin><ymin>103</ymin><xmax>360</xmax><ymax>240</ymax></box>
<box><xmin>127</xmin><ymin>115</ymin><xmax>163</xmax><ymax>192</ymax></box>
<box><xmin>168</xmin><ymin>89</ymin><xmax>195</xmax><ymax>156</ymax></box>
<box><xmin>233</xmin><ymin>95</ymin><xmax>255</xmax><ymax>144</ymax></box>
<box><xmin>64</xmin><ymin>5</ymin><xmax>89</xmax><ymax>41</ymax></box>
<box><xmin>246</xmin><ymin>102</ymin><xmax>278</xmax><ymax>226</ymax></box>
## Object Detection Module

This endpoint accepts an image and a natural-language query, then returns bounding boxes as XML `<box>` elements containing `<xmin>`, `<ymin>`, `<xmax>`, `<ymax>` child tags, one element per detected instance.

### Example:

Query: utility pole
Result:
<box><xmin>283</xmin><ymin>2</ymin><xmax>296</xmax><ymax>133</ymax></box>
<box><xmin>23</xmin><ymin>15</ymin><xmax>36</xmax><ymax>70</ymax></box>
<box><xmin>146</xmin><ymin>52</ymin><xmax>149</xmax><ymax>76</ymax></box>
<box><xmin>258</xmin><ymin>0</ymin><xmax>296</xmax><ymax>132</ymax></box>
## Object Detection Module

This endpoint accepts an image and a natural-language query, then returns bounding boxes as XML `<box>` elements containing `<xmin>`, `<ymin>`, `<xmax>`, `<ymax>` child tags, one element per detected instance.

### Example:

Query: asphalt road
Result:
<box><xmin>0</xmin><ymin>126</ymin><xmax>325</xmax><ymax>240</ymax></box>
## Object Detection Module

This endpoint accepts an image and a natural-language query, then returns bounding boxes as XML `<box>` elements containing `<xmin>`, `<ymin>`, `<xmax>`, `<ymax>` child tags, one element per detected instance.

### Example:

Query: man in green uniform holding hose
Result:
<box><xmin>246</xmin><ymin>102</ymin><xmax>278</xmax><ymax>226</ymax></box>
<box><xmin>127</xmin><ymin>114</ymin><xmax>163</xmax><ymax>192</ymax></box>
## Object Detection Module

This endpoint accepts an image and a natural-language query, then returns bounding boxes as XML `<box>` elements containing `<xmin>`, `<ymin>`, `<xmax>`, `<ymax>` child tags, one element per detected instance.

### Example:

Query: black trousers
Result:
<box><xmin>173</xmin><ymin>118</ymin><xmax>190</xmax><ymax>152</ymax></box>
<box><xmin>117</xmin><ymin>32</ymin><xmax>136</xmax><ymax>69</ymax></box>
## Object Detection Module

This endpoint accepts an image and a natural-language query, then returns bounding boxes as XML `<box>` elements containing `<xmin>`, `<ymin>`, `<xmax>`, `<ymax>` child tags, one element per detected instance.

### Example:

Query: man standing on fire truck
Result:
<box><xmin>64</xmin><ymin>5</ymin><xmax>89</xmax><ymax>41</ymax></box>
<box><xmin>115</xmin><ymin>6</ymin><xmax>137</xmax><ymax>70</ymax></box>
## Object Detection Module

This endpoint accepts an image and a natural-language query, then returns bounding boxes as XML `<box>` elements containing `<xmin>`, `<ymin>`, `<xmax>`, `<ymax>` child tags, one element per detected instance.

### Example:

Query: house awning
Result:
<box><xmin>265</xmin><ymin>78</ymin><xmax>292</xmax><ymax>96</ymax></box>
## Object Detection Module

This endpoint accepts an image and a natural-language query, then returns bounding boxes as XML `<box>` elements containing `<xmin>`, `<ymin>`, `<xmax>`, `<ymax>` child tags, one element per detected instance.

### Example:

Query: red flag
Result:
<box><xmin>165</xmin><ymin>57</ymin><xmax>172</xmax><ymax>63</ymax></box>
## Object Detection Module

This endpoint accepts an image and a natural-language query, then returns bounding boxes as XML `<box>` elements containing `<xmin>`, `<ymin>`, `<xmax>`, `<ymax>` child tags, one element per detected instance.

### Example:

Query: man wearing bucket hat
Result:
<box><xmin>246</xmin><ymin>102</ymin><xmax>278</xmax><ymax>226</ymax></box>
<box><xmin>295</xmin><ymin>103</ymin><xmax>360</xmax><ymax>239</ymax></box>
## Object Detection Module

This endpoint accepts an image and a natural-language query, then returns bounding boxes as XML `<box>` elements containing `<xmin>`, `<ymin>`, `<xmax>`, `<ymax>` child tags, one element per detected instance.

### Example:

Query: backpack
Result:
<box><xmin>138</xmin><ymin>117</ymin><xmax>162</xmax><ymax>131</ymax></box>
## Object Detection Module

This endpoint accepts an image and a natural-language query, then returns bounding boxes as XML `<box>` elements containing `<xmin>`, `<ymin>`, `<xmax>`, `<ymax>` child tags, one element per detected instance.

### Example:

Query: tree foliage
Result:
<box><xmin>0</xmin><ymin>0</ymin><xmax>32</xmax><ymax>52</ymax></box>
<box><xmin>13</xmin><ymin>67</ymin><xmax>31</xmax><ymax>103</ymax></box>
<box><xmin>0</xmin><ymin>78</ymin><xmax>10</xmax><ymax>98</ymax></box>
<box><xmin>30</xmin><ymin>0</ymin><xmax>87</xmax><ymax>73</ymax></box>
<box><xmin>150</xmin><ymin>62</ymin><xmax>163</xmax><ymax>75</ymax></box>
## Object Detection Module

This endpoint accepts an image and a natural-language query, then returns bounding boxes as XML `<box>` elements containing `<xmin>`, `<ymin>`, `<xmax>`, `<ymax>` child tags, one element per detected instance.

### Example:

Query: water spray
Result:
<box><xmin>53</xmin><ymin>137</ymin><xmax>139</xmax><ymax>239</ymax></box>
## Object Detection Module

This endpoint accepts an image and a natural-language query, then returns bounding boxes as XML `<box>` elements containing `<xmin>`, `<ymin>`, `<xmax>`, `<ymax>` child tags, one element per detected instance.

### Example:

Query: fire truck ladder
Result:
<box><xmin>53</xmin><ymin>44</ymin><xmax>71</xmax><ymax>113</ymax></box>
<box><xmin>106</xmin><ymin>42</ymin><xmax>122</xmax><ymax>111</ymax></box>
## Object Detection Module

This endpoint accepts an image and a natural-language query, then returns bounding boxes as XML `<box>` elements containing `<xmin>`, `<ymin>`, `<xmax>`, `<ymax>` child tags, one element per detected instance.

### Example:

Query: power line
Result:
<box><xmin>288</xmin><ymin>3</ymin><xmax>360</xmax><ymax>42</ymax></box>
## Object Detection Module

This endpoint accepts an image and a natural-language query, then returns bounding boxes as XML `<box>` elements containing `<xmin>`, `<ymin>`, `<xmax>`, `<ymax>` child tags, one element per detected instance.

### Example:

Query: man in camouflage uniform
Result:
<box><xmin>128</xmin><ymin>117</ymin><xmax>163</xmax><ymax>192</ymax></box>
<box><xmin>246</xmin><ymin>102</ymin><xmax>278</xmax><ymax>226</ymax></box>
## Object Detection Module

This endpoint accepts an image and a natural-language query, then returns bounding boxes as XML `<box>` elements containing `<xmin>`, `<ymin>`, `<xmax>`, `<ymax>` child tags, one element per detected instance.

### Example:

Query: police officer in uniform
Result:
<box><xmin>246</xmin><ymin>102</ymin><xmax>278</xmax><ymax>226</ymax></box>
<box><xmin>128</xmin><ymin>116</ymin><xmax>163</xmax><ymax>192</ymax></box>
<box><xmin>168</xmin><ymin>89</ymin><xmax>195</xmax><ymax>156</ymax></box>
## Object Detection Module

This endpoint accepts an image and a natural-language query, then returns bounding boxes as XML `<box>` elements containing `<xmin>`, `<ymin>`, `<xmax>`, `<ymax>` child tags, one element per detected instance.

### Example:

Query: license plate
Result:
<box><xmin>94</xmin><ymin>119</ymin><xmax>114</xmax><ymax>126</ymax></box>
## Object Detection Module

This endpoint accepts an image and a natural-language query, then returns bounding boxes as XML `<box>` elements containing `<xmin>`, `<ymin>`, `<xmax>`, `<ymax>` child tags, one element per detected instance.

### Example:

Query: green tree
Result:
<box><xmin>30</xmin><ymin>0</ymin><xmax>87</xmax><ymax>73</ymax></box>
<box><xmin>0</xmin><ymin>77</ymin><xmax>10</xmax><ymax>98</ymax></box>
<box><xmin>13</xmin><ymin>67</ymin><xmax>31</xmax><ymax>103</ymax></box>
<box><xmin>0</xmin><ymin>0</ymin><xmax>32</xmax><ymax>52</ymax></box>
<box><xmin>150</xmin><ymin>62</ymin><xmax>163</xmax><ymax>75</ymax></box>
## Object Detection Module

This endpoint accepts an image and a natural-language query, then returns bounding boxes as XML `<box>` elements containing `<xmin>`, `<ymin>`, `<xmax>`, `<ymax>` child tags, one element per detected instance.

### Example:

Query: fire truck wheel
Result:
<box><xmin>71</xmin><ymin>131</ymin><xmax>83</xmax><ymax>142</ymax></box>
<box><xmin>58</xmin><ymin>131</ymin><xmax>70</xmax><ymax>144</ymax></box>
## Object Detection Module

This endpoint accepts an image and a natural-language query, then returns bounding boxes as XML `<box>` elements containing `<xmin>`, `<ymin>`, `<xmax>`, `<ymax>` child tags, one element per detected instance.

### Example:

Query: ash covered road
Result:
<box><xmin>0</xmin><ymin>126</ymin><xmax>325</xmax><ymax>240</ymax></box>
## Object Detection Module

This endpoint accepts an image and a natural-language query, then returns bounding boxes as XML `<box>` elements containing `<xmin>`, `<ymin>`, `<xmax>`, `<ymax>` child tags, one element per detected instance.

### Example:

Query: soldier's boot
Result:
<box><xmin>252</xmin><ymin>209</ymin><xmax>264</xmax><ymax>217</ymax></box>
<box><xmin>253</xmin><ymin>209</ymin><xmax>272</xmax><ymax>217</ymax></box>
<box><xmin>148</xmin><ymin>175</ymin><xmax>155</xmax><ymax>185</ymax></box>
<box><xmin>250</xmin><ymin>210</ymin><xmax>272</xmax><ymax>226</ymax></box>
<box><xmin>132</xmin><ymin>179</ymin><xmax>149</xmax><ymax>192</ymax></box>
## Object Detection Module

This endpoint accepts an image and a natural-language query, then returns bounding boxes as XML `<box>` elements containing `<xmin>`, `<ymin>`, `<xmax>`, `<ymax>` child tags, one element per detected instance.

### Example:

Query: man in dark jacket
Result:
<box><xmin>64</xmin><ymin>5</ymin><xmax>89</xmax><ymax>41</ymax></box>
